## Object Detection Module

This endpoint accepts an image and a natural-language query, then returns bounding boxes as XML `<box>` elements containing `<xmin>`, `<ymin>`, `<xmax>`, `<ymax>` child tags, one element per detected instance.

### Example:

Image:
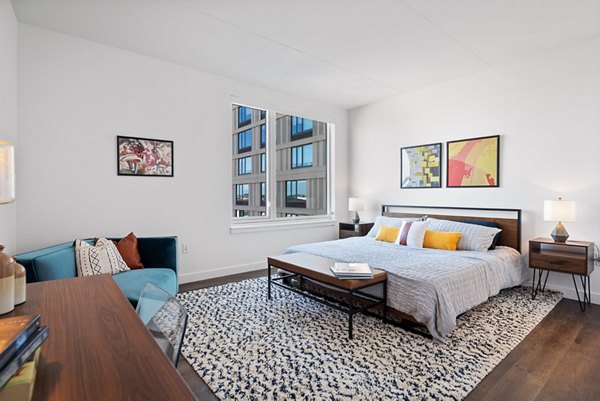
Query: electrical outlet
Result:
<box><xmin>182</xmin><ymin>243</ymin><xmax>190</xmax><ymax>254</ymax></box>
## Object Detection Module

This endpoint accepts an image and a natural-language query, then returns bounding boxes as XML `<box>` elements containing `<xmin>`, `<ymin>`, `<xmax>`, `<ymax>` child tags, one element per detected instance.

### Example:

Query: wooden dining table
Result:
<box><xmin>5</xmin><ymin>274</ymin><xmax>196</xmax><ymax>401</ymax></box>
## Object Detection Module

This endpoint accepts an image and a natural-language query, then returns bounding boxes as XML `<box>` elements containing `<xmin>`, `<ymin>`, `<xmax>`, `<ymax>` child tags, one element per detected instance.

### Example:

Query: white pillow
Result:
<box><xmin>427</xmin><ymin>218</ymin><xmax>501</xmax><ymax>252</ymax></box>
<box><xmin>405</xmin><ymin>220</ymin><xmax>430</xmax><ymax>248</ymax></box>
<box><xmin>76</xmin><ymin>238</ymin><xmax>131</xmax><ymax>277</ymax></box>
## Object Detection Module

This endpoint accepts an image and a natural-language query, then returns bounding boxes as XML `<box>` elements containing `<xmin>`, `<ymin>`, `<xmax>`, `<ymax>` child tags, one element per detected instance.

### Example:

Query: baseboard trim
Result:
<box><xmin>179</xmin><ymin>261</ymin><xmax>266</xmax><ymax>284</ymax></box>
<box><xmin>524</xmin><ymin>280</ymin><xmax>599</xmax><ymax>305</ymax></box>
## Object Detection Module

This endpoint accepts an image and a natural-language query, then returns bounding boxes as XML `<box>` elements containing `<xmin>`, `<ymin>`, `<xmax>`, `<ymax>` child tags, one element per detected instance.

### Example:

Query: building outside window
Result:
<box><xmin>291</xmin><ymin>144</ymin><xmax>313</xmax><ymax>169</ymax></box>
<box><xmin>235</xmin><ymin>184</ymin><xmax>249</xmax><ymax>205</ymax></box>
<box><xmin>238</xmin><ymin>130</ymin><xmax>252</xmax><ymax>153</ymax></box>
<box><xmin>232</xmin><ymin>104</ymin><xmax>328</xmax><ymax>219</ymax></box>
<box><xmin>238</xmin><ymin>106</ymin><xmax>252</xmax><ymax>127</ymax></box>
<box><xmin>237</xmin><ymin>156</ymin><xmax>252</xmax><ymax>175</ymax></box>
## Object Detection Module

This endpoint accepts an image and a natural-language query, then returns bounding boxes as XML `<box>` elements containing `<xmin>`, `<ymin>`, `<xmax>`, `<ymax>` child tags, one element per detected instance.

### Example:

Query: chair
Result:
<box><xmin>136</xmin><ymin>282</ymin><xmax>188</xmax><ymax>367</ymax></box>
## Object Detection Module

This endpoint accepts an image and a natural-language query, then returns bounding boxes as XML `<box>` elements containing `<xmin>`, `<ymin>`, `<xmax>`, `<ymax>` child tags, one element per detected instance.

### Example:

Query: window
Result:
<box><xmin>285</xmin><ymin>180</ymin><xmax>307</xmax><ymax>208</ymax></box>
<box><xmin>235</xmin><ymin>184</ymin><xmax>249</xmax><ymax>205</ymax></box>
<box><xmin>291</xmin><ymin>144</ymin><xmax>313</xmax><ymax>169</ymax></box>
<box><xmin>291</xmin><ymin>116</ymin><xmax>313</xmax><ymax>140</ymax></box>
<box><xmin>260</xmin><ymin>153</ymin><xmax>266</xmax><ymax>173</ymax></box>
<box><xmin>232</xmin><ymin>104</ymin><xmax>329</xmax><ymax>221</ymax></box>
<box><xmin>238</xmin><ymin>106</ymin><xmax>252</xmax><ymax>127</ymax></box>
<box><xmin>260</xmin><ymin>124</ymin><xmax>266</xmax><ymax>149</ymax></box>
<box><xmin>237</xmin><ymin>156</ymin><xmax>252</xmax><ymax>175</ymax></box>
<box><xmin>238</xmin><ymin>130</ymin><xmax>252</xmax><ymax>153</ymax></box>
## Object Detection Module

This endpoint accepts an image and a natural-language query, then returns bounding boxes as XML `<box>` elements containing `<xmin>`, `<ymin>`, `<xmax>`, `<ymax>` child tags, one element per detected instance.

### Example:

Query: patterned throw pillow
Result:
<box><xmin>75</xmin><ymin>238</ymin><xmax>131</xmax><ymax>277</ymax></box>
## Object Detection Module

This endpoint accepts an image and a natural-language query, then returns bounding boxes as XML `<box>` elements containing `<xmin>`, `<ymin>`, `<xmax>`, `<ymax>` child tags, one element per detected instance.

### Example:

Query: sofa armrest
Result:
<box><xmin>136</xmin><ymin>236</ymin><xmax>178</xmax><ymax>274</ymax></box>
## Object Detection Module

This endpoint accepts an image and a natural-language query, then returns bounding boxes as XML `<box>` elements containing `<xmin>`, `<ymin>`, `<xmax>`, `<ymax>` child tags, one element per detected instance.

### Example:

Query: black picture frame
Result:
<box><xmin>117</xmin><ymin>135</ymin><xmax>174</xmax><ymax>177</ymax></box>
<box><xmin>446</xmin><ymin>135</ymin><xmax>499</xmax><ymax>188</ymax></box>
<box><xmin>400</xmin><ymin>142</ymin><xmax>442</xmax><ymax>189</ymax></box>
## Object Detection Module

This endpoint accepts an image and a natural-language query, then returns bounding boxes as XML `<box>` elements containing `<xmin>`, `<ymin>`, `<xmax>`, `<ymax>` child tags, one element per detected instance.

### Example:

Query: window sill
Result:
<box><xmin>230</xmin><ymin>216</ymin><xmax>336</xmax><ymax>234</ymax></box>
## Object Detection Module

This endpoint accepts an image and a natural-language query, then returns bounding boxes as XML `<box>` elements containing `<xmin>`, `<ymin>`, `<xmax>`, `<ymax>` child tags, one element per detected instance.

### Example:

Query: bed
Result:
<box><xmin>285</xmin><ymin>205</ymin><xmax>525</xmax><ymax>341</ymax></box>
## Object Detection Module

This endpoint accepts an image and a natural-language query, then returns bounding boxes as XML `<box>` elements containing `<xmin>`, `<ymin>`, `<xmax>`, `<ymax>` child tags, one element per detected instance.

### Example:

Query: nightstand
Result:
<box><xmin>339</xmin><ymin>222</ymin><xmax>374</xmax><ymax>239</ymax></box>
<box><xmin>529</xmin><ymin>237</ymin><xmax>594</xmax><ymax>311</ymax></box>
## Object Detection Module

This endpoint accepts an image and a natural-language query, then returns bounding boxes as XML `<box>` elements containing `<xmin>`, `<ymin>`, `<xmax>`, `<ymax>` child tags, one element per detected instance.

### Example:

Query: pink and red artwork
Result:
<box><xmin>118</xmin><ymin>136</ymin><xmax>173</xmax><ymax>177</ymax></box>
<box><xmin>447</xmin><ymin>135</ymin><xmax>499</xmax><ymax>187</ymax></box>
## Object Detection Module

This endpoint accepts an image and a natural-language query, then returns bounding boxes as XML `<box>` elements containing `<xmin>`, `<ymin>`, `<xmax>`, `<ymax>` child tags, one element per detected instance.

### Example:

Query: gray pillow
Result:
<box><xmin>427</xmin><ymin>218</ymin><xmax>501</xmax><ymax>252</ymax></box>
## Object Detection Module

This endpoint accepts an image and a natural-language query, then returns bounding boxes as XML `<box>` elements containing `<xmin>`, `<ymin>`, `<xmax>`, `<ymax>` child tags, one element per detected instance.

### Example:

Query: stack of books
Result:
<box><xmin>0</xmin><ymin>315</ymin><xmax>49</xmax><ymax>400</ymax></box>
<box><xmin>330</xmin><ymin>262</ymin><xmax>373</xmax><ymax>279</ymax></box>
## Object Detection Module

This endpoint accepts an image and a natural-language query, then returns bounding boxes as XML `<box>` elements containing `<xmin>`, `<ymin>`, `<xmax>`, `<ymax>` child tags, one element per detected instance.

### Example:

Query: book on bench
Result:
<box><xmin>330</xmin><ymin>262</ymin><xmax>373</xmax><ymax>279</ymax></box>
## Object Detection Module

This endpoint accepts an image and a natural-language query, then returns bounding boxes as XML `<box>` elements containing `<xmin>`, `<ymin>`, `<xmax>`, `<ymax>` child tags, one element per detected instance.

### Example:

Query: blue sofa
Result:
<box><xmin>16</xmin><ymin>236</ymin><xmax>178</xmax><ymax>306</ymax></box>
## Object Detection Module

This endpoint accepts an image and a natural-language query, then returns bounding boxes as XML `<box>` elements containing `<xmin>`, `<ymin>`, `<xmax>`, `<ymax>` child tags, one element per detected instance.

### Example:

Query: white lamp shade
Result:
<box><xmin>0</xmin><ymin>141</ymin><xmax>15</xmax><ymax>204</ymax></box>
<box><xmin>544</xmin><ymin>199</ymin><xmax>576</xmax><ymax>222</ymax></box>
<box><xmin>348</xmin><ymin>197</ymin><xmax>364</xmax><ymax>211</ymax></box>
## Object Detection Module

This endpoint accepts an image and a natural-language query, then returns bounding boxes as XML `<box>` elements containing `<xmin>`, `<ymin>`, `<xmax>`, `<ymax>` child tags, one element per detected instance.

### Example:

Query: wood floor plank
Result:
<box><xmin>178</xmin><ymin>272</ymin><xmax>600</xmax><ymax>401</ymax></box>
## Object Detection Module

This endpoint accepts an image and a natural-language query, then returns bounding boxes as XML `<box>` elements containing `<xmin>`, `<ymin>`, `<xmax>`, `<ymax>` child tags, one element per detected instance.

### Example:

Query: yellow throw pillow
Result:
<box><xmin>375</xmin><ymin>225</ymin><xmax>401</xmax><ymax>243</ymax></box>
<box><xmin>423</xmin><ymin>230</ymin><xmax>462</xmax><ymax>251</ymax></box>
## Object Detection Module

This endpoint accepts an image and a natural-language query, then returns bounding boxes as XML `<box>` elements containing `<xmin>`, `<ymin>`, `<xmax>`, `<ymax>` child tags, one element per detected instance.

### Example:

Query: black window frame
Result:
<box><xmin>290</xmin><ymin>116</ymin><xmax>313</xmax><ymax>141</ymax></box>
<box><xmin>260</xmin><ymin>182</ymin><xmax>266</xmax><ymax>207</ymax></box>
<box><xmin>260</xmin><ymin>124</ymin><xmax>266</xmax><ymax>149</ymax></box>
<box><xmin>238</xmin><ymin>106</ymin><xmax>252</xmax><ymax>128</ymax></box>
<box><xmin>290</xmin><ymin>144</ymin><xmax>313</xmax><ymax>169</ymax></box>
<box><xmin>285</xmin><ymin>180</ymin><xmax>307</xmax><ymax>208</ymax></box>
<box><xmin>237</xmin><ymin>129</ymin><xmax>252</xmax><ymax>153</ymax></box>
<box><xmin>237</xmin><ymin>156</ymin><xmax>252</xmax><ymax>175</ymax></box>
<box><xmin>235</xmin><ymin>184</ymin><xmax>249</xmax><ymax>205</ymax></box>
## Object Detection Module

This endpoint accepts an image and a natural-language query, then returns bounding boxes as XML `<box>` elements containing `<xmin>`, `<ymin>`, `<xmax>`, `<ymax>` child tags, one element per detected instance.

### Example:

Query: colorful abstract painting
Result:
<box><xmin>401</xmin><ymin>143</ymin><xmax>442</xmax><ymax>188</ymax></box>
<box><xmin>117</xmin><ymin>136</ymin><xmax>174</xmax><ymax>177</ymax></box>
<box><xmin>447</xmin><ymin>135</ymin><xmax>499</xmax><ymax>187</ymax></box>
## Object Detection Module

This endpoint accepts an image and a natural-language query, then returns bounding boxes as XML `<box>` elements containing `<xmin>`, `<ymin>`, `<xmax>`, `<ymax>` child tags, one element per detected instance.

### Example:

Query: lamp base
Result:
<box><xmin>352</xmin><ymin>211</ymin><xmax>360</xmax><ymax>224</ymax></box>
<box><xmin>551</xmin><ymin>222</ymin><xmax>569</xmax><ymax>243</ymax></box>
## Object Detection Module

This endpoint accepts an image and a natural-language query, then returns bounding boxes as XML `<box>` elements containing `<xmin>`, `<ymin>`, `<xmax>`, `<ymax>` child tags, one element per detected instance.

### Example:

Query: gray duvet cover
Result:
<box><xmin>286</xmin><ymin>237</ymin><xmax>524</xmax><ymax>341</ymax></box>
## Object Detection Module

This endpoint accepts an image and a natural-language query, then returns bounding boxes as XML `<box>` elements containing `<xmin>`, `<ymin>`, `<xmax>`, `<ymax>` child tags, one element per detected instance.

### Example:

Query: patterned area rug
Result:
<box><xmin>178</xmin><ymin>279</ymin><xmax>562</xmax><ymax>401</ymax></box>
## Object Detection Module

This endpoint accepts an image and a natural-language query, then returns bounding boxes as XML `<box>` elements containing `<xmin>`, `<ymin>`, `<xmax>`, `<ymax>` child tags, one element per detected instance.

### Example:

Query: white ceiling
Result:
<box><xmin>12</xmin><ymin>0</ymin><xmax>600</xmax><ymax>109</ymax></box>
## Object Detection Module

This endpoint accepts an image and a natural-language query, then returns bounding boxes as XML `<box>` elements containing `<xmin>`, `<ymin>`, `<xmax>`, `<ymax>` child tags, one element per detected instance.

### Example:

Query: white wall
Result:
<box><xmin>17</xmin><ymin>24</ymin><xmax>348</xmax><ymax>282</ymax></box>
<box><xmin>0</xmin><ymin>0</ymin><xmax>17</xmax><ymax>254</ymax></box>
<box><xmin>349</xmin><ymin>38</ymin><xmax>600</xmax><ymax>302</ymax></box>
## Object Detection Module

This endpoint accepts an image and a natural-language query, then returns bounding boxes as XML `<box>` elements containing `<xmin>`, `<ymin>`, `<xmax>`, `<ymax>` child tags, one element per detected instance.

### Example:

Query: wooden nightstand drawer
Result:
<box><xmin>529</xmin><ymin>251</ymin><xmax>587</xmax><ymax>275</ymax></box>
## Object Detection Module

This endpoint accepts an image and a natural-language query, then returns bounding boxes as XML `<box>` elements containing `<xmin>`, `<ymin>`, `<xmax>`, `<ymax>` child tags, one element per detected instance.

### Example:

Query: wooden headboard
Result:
<box><xmin>381</xmin><ymin>205</ymin><xmax>522</xmax><ymax>252</ymax></box>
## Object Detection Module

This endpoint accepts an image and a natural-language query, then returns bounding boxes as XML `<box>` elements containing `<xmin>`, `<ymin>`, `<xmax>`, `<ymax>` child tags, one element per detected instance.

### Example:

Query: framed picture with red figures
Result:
<box><xmin>117</xmin><ymin>136</ymin><xmax>174</xmax><ymax>177</ymax></box>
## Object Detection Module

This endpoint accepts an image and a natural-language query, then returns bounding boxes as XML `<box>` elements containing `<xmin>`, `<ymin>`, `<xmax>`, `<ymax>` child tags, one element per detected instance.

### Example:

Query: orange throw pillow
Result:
<box><xmin>115</xmin><ymin>232</ymin><xmax>144</xmax><ymax>269</ymax></box>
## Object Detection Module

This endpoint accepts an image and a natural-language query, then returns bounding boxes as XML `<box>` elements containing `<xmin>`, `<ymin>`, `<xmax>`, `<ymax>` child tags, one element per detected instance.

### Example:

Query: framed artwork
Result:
<box><xmin>447</xmin><ymin>135</ymin><xmax>499</xmax><ymax>188</ymax></box>
<box><xmin>400</xmin><ymin>142</ymin><xmax>442</xmax><ymax>188</ymax></box>
<box><xmin>117</xmin><ymin>136</ymin><xmax>174</xmax><ymax>177</ymax></box>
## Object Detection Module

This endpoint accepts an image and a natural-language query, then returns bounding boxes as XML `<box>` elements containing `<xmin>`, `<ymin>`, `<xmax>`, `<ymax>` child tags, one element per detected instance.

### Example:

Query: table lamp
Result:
<box><xmin>543</xmin><ymin>197</ymin><xmax>575</xmax><ymax>242</ymax></box>
<box><xmin>348</xmin><ymin>197</ymin><xmax>364</xmax><ymax>224</ymax></box>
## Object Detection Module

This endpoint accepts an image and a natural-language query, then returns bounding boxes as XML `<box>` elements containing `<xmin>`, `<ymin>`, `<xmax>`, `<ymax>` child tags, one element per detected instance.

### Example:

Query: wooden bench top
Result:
<box><xmin>268</xmin><ymin>253</ymin><xmax>387</xmax><ymax>290</ymax></box>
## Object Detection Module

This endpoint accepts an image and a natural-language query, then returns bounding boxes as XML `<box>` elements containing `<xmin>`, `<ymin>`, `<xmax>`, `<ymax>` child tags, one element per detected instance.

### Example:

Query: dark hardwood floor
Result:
<box><xmin>177</xmin><ymin>272</ymin><xmax>600</xmax><ymax>401</ymax></box>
